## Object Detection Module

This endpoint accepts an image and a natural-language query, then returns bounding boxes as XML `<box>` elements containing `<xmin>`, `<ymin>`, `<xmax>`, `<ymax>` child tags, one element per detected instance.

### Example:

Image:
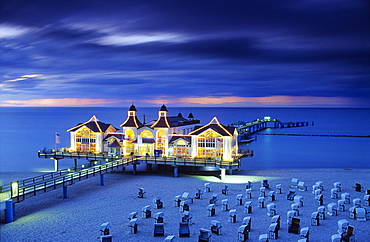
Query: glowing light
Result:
<box><xmin>11</xmin><ymin>182</ymin><xmax>19</xmax><ymax>198</ymax></box>
<box><xmin>189</xmin><ymin>175</ymin><xmax>280</xmax><ymax>184</ymax></box>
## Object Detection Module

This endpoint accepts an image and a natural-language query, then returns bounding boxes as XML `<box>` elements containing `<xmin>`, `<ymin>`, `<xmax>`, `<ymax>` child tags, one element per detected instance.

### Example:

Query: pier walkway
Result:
<box><xmin>233</xmin><ymin>117</ymin><xmax>311</xmax><ymax>142</ymax></box>
<box><xmin>1</xmin><ymin>149</ymin><xmax>253</xmax><ymax>205</ymax></box>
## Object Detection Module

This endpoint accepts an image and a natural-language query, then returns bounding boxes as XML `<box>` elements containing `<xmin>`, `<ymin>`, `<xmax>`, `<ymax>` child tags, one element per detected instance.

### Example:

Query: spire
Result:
<box><xmin>129</xmin><ymin>104</ymin><xmax>137</xmax><ymax>111</ymax></box>
<box><xmin>188</xmin><ymin>112</ymin><xmax>194</xmax><ymax>119</ymax></box>
<box><xmin>160</xmin><ymin>104</ymin><xmax>168</xmax><ymax>112</ymax></box>
<box><xmin>88</xmin><ymin>115</ymin><xmax>99</xmax><ymax>122</ymax></box>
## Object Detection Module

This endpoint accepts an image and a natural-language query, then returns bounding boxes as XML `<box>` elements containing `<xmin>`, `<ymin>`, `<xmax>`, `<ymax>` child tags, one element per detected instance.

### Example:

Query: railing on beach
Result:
<box><xmin>0</xmin><ymin>158</ymin><xmax>134</xmax><ymax>203</ymax></box>
<box><xmin>138</xmin><ymin>156</ymin><xmax>242</xmax><ymax>170</ymax></box>
<box><xmin>2</xmin><ymin>149</ymin><xmax>253</xmax><ymax>204</ymax></box>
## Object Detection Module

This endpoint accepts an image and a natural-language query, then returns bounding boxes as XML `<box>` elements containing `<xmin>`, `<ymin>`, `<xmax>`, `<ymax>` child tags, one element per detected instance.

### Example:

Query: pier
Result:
<box><xmin>232</xmin><ymin>117</ymin><xmax>311</xmax><ymax>142</ymax></box>
<box><xmin>0</xmin><ymin>148</ymin><xmax>253</xmax><ymax>221</ymax></box>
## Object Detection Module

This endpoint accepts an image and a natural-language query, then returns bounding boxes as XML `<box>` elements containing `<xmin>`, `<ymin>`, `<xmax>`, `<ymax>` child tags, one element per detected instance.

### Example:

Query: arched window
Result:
<box><xmin>197</xmin><ymin>130</ymin><xmax>223</xmax><ymax>158</ymax></box>
<box><xmin>140</xmin><ymin>130</ymin><xmax>154</xmax><ymax>138</ymax></box>
<box><xmin>156</xmin><ymin>130</ymin><xmax>166</xmax><ymax>152</ymax></box>
<box><xmin>75</xmin><ymin>127</ymin><xmax>96</xmax><ymax>152</ymax></box>
<box><xmin>125</xmin><ymin>129</ymin><xmax>135</xmax><ymax>141</ymax></box>
<box><xmin>174</xmin><ymin>139</ymin><xmax>189</xmax><ymax>156</ymax></box>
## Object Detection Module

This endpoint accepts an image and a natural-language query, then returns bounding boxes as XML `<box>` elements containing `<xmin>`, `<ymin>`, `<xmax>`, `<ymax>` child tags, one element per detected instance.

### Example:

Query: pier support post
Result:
<box><xmin>173</xmin><ymin>166</ymin><xmax>179</xmax><ymax>178</ymax></box>
<box><xmin>74</xmin><ymin>159</ymin><xmax>78</xmax><ymax>171</ymax></box>
<box><xmin>132</xmin><ymin>164</ymin><xmax>137</xmax><ymax>175</ymax></box>
<box><xmin>53</xmin><ymin>158</ymin><xmax>60</xmax><ymax>172</ymax></box>
<box><xmin>63</xmin><ymin>186</ymin><xmax>68</xmax><ymax>199</ymax></box>
<box><xmin>100</xmin><ymin>174</ymin><xmax>104</xmax><ymax>186</ymax></box>
<box><xmin>5</xmin><ymin>200</ymin><xmax>14</xmax><ymax>223</ymax></box>
<box><xmin>146</xmin><ymin>164</ymin><xmax>152</xmax><ymax>171</ymax></box>
<box><xmin>220</xmin><ymin>168</ymin><xmax>226</xmax><ymax>181</ymax></box>
<box><xmin>228</xmin><ymin>169</ymin><xmax>233</xmax><ymax>175</ymax></box>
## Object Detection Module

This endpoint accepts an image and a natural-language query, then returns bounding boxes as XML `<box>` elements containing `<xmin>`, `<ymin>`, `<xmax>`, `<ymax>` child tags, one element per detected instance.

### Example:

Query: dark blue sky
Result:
<box><xmin>1</xmin><ymin>0</ymin><xmax>369</xmax><ymax>107</ymax></box>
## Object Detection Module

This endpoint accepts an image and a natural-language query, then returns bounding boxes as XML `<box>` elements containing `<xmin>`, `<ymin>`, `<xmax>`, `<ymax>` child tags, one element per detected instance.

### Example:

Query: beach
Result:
<box><xmin>1</xmin><ymin>168</ymin><xmax>370</xmax><ymax>241</ymax></box>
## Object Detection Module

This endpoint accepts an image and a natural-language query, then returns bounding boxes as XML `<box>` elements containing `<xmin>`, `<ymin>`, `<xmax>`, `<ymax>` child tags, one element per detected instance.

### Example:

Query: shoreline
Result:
<box><xmin>1</xmin><ymin>168</ymin><xmax>370</xmax><ymax>241</ymax></box>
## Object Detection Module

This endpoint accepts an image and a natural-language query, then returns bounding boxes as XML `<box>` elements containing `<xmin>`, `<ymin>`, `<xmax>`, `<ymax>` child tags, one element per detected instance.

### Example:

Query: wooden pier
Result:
<box><xmin>0</xmin><ymin>149</ymin><xmax>253</xmax><ymax>208</ymax></box>
<box><xmin>233</xmin><ymin>118</ymin><xmax>311</xmax><ymax>142</ymax></box>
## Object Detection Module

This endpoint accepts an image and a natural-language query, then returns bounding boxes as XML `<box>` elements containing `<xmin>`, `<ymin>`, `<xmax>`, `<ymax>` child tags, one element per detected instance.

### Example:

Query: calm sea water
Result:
<box><xmin>0</xmin><ymin>107</ymin><xmax>369</xmax><ymax>172</ymax></box>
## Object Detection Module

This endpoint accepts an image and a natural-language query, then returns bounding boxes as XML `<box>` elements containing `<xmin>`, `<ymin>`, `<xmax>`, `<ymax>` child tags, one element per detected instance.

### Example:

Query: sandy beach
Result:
<box><xmin>1</xmin><ymin>168</ymin><xmax>370</xmax><ymax>241</ymax></box>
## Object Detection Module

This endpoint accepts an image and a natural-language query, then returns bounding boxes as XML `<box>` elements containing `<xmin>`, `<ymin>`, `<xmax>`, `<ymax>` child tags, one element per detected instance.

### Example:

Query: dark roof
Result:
<box><xmin>68</xmin><ymin>117</ymin><xmax>118</xmax><ymax>133</ymax></box>
<box><xmin>142</xmin><ymin>138</ymin><xmax>155</xmax><ymax>143</ymax></box>
<box><xmin>188</xmin><ymin>112</ymin><xmax>194</xmax><ymax>119</ymax></box>
<box><xmin>129</xmin><ymin>104</ymin><xmax>137</xmax><ymax>111</ymax></box>
<box><xmin>120</xmin><ymin>116</ymin><xmax>144</xmax><ymax>128</ymax></box>
<box><xmin>151</xmin><ymin>115</ymin><xmax>200</xmax><ymax>128</ymax></box>
<box><xmin>151</xmin><ymin>116</ymin><xmax>171</xmax><ymax>128</ymax></box>
<box><xmin>103</xmin><ymin>133</ymin><xmax>125</xmax><ymax>141</ymax></box>
<box><xmin>133</xmin><ymin>138</ymin><xmax>155</xmax><ymax>144</ymax></box>
<box><xmin>160</xmin><ymin>104</ymin><xmax>168</xmax><ymax>112</ymax></box>
<box><xmin>108</xmin><ymin>140</ymin><xmax>123</xmax><ymax>148</ymax></box>
<box><xmin>169</xmin><ymin>136</ymin><xmax>191</xmax><ymax>144</ymax></box>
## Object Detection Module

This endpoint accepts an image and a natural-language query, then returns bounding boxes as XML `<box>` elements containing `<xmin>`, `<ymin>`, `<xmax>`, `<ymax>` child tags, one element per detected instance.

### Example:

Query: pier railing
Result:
<box><xmin>138</xmin><ymin>156</ymin><xmax>243</xmax><ymax>169</ymax></box>
<box><xmin>0</xmin><ymin>158</ymin><xmax>134</xmax><ymax>203</ymax></box>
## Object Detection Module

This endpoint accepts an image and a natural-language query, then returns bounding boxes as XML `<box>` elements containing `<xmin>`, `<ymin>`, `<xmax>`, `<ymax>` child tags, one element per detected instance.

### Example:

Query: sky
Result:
<box><xmin>1</xmin><ymin>0</ymin><xmax>369</xmax><ymax>108</ymax></box>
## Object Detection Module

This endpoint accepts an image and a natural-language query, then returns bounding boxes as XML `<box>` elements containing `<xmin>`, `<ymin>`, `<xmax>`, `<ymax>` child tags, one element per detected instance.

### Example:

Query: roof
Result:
<box><xmin>142</xmin><ymin>138</ymin><xmax>155</xmax><ymax>143</ymax></box>
<box><xmin>189</xmin><ymin>117</ymin><xmax>235</xmax><ymax>136</ymax></box>
<box><xmin>103</xmin><ymin>133</ymin><xmax>125</xmax><ymax>141</ymax></box>
<box><xmin>67</xmin><ymin>116</ymin><xmax>119</xmax><ymax>133</ymax></box>
<box><xmin>108</xmin><ymin>140</ymin><xmax>123</xmax><ymax>148</ymax></box>
<box><xmin>150</xmin><ymin>115</ymin><xmax>200</xmax><ymax>128</ymax></box>
<box><xmin>151</xmin><ymin>116</ymin><xmax>171</xmax><ymax>128</ymax></box>
<box><xmin>120</xmin><ymin>116</ymin><xmax>144</xmax><ymax>128</ymax></box>
<box><xmin>133</xmin><ymin>138</ymin><xmax>155</xmax><ymax>144</ymax></box>
<box><xmin>160</xmin><ymin>104</ymin><xmax>168</xmax><ymax>112</ymax></box>
<box><xmin>129</xmin><ymin>104</ymin><xmax>137</xmax><ymax>111</ymax></box>
<box><xmin>169</xmin><ymin>136</ymin><xmax>191</xmax><ymax>144</ymax></box>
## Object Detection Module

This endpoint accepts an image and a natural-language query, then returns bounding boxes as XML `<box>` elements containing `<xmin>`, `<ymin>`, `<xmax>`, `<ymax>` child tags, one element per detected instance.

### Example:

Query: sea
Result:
<box><xmin>0</xmin><ymin>107</ymin><xmax>369</xmax><ymax>173</ymax></box>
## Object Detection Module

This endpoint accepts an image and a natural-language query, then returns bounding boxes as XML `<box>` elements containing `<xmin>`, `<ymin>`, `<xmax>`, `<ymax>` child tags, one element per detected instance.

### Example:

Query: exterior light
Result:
<box><xmin>11</xmin><ymin>182</ymin><xmax>19</xmax><ymax>198</ymax></box>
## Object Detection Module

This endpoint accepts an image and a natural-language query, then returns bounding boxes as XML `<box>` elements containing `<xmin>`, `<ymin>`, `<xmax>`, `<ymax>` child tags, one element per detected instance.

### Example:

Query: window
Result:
<box><xmin>75</xmin><ymin>128</ymin><xmax>96</xmax><ymax>152</ymax></box>
<box><xmin>197</xmin><ymin>130</ymin><xmax>223</xmax><ymax>158</ymax></box>
<box><xmin>174</xmin><ymin>139</ymin><xmax>188</xmax><ymax>156</ymax></box>
<box><xmin>125</xmin><ymin>129</ymin><xmax>135</xmax><ymax>141</ymax></box>
<box><xmin>156</xmin><ymin>130</ymin><xmax>166</xmax><ymax>152</ymax></box>
<box><xmin>140</xmin><ymin>130</ymin><xmax>154</xmax><ymax>138</ymax></box>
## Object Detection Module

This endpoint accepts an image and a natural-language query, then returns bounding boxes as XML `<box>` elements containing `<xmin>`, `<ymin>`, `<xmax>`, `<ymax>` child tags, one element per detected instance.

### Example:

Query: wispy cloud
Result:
<box><xmin>145</xmin><ymin>95</ymin><xmax>361</xmax><ymax>107</ymax></box>
<box><xmin>4</xmin><ymin>74</ymin><xmax>43</xmax><ymax>82</ymax></box>
<box><xmin>0</xmin><ymin>1</ymin><xmax>368</xmax><ymax>107</ymax></box>
<box><xmin>94</xmin><ymin>32</ymin><xmax>190</xmax><ymax>46</ymax></box>
<box><xmin>0</xmin><ymin>24</ymin><xmax>35</xmax><ymax>39</ymax></box>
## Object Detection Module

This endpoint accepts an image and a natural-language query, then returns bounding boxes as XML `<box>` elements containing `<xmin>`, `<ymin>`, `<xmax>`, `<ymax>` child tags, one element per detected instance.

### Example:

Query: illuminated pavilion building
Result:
<box><xmin>67</xmin><ymin>104</ymin><xmax>239</xmax><ymax>161</ymax></box>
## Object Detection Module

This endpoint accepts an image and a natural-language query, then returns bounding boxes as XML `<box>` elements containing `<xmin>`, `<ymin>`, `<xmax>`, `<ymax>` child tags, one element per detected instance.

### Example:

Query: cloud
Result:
<box><xmin>0</xmin><ymin>1</ymin><xmax>368</xmax><ymax>108</ymax></box>
<box><xmin>0</xmin><ymin>24</ymin><xmax>34</xmax><ymax>39</ymax></box>
<box><xmin>94</xmin><ymin>32</ymin><xmax>190</xmax><ymax>46</ymax></box>
<box><xmin>143</xmin><ymin>95</ymin><xmax>364</xmax><ymax>107</ymax></box>
<box><xmin>4</xmin><ymin>74</ymin><xmax>43</xmax><ymax>82</ymax></box>
<box><xmin>0</xmin><ymin>98</ymin><xmax>122</xmax><ymax>107</ymax></box>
